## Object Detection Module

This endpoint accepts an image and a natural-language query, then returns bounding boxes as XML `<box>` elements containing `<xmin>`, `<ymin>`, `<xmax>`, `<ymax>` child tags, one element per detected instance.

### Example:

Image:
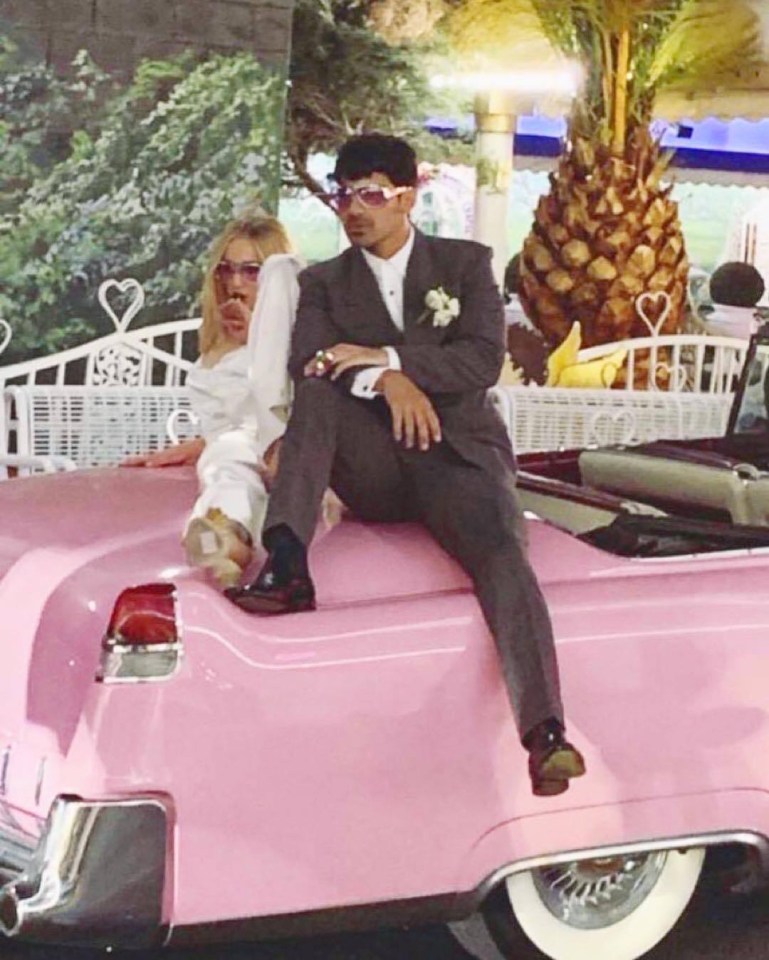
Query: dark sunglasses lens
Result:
<box><xmin>358</xmin><ymin>187</ymin><xmax>387</xmax><ymax>208</ymax></box>
<box><xmin>331</xmin><ymin>190</ymin><xmax>353</xmax><ymax>211</ymax></box>
<box><xmin>215</xmin><ymin>262</ymin><xmax>234</xmax><ymax>279</ymax></box>
<box><xmin>242</xmin><ymin>265</ymin><xmax>261</xmax><ymax>282</ymax></box>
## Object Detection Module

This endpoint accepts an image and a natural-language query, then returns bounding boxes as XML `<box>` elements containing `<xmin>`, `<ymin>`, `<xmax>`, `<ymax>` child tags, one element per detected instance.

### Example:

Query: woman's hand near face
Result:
<box><xmin>218</xmin><ymin>297</ymin><xmax>252</xmax><ymax>346</ymax></box>
<box><xmin>121</xmin><ymin>437</ymin><xmax>205</xmax><ymax>468</ymax></box>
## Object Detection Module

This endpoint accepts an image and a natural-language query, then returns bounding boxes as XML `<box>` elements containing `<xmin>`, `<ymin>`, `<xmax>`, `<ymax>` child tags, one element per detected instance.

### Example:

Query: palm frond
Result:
<box><xmin>441</xmin><ymin>0</ymin><xmax>768</xmax><ymax>151</ymax></box>
<box><xmin>649</xmin><ymin>0</ymin><xmax>762</xmax><ymax>90</ymax></box>
<box><xmin>444</xmin><ymin>0</ymin><xmax>562</xmax><ymax>66</ymax></box>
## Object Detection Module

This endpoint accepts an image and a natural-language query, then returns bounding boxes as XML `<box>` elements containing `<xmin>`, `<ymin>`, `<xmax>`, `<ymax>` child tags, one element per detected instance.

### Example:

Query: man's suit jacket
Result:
<box><xmin>290</xmin><ymin>230</ymin><xmax>516</xmax><ymax>477</ymax></box>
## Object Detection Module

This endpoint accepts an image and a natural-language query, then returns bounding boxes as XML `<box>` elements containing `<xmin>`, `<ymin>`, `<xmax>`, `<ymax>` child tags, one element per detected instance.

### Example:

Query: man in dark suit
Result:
<box><xmin>228</xmin><ymin>134</ymin><xmax>585</xmax><ymax>796</ymax></box>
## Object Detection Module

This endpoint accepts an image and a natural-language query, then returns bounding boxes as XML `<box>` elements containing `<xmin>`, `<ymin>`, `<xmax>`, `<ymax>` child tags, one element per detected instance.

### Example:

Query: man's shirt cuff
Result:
<box><xmin>383</xmin><ymin>346</ymin><xmax>401</xmax><ymax>370</ymax></box>
<box><xmin>350</xmin><ymin>348</ymin><xmax>401</xmax><ymax>399</ymax></box>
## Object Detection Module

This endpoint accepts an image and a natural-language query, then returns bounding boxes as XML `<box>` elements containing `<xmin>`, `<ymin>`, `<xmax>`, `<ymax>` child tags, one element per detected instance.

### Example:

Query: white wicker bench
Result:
<box><xmin>0</xmin><ymin>279</ymin><xmax>747</xmax><ymax>477</ymax></box>
<box><xmin>576</xmin><ymin>333</ymin><xmax>748</xmax><ymax>394</ymax></box>
<box><xmin>0</xmin><ymin>280</ymin><xmax>200</xmax><ymax>475</ymax></box>
<box><xmin>6</xmin><ymin>385</ymin><xmax>197</xmax><ymax>473</ymax></box>
<box><xmin>492</xmin><ymin>386</ymin><xmax>733</xmax><ymax>453</ymax></box>
<box><xmin>574</xmin><ymin>290</ymin><xmax>750</xmax><ymax>394</ymax></box>
<box><xmin>489</xmin><ymin>290</ymin><xmax>744</xmax><ymax>452</ymax></box>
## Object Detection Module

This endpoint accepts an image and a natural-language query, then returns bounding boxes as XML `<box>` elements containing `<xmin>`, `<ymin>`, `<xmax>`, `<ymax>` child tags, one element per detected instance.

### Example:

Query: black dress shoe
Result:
<box><xmin>524</xmin><ymin>718</ymin><xmax>586</xmax><ymax>797</ymax></box>
<box><xmin>225</xmin><ymin>556</ymin><xmax>316</xmax><ymax>614</ymax></box>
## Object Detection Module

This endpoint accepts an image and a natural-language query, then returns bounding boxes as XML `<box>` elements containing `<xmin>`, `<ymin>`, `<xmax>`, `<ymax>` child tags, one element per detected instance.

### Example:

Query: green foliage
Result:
<box><xmin>285</xmin><ymin>0</ymin><xmax>472</xmax><ymax>195</ymax></box>
<box><xmin>443</xmin><ymin>0</ymin><xmax>764</xmax><ymax>143</ymax></box>
<box><xmin>0</xmin><ymin>40</ymin><xmax>115</xmax><ymax>217</ymax></box>
<box><xmin>0</xmin><ymin>49</ymin><xmax>286</xmax><ymax>362</ymax></box>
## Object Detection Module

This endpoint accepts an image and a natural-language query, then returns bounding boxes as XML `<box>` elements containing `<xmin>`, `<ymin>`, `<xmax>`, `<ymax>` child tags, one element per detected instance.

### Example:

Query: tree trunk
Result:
<box><xmin>612</xmin><ymin>29</ymin><xmax>630</xmax><ymax>157</ymax></box>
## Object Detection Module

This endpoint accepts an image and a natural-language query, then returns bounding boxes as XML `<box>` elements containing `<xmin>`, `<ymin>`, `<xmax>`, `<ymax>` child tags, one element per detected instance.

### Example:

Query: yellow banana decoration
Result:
<box><xmin>556</xmin><ymin>348</ymin><xmax>628</xmax><ymax>388</ymax></box>
<box><xmin>545</xmin><ymin>321</ymin><xmax>627</xmax><ymax>388</ymax></box>
<box><xmin>546</xmin><ymin>321</ymin><xmax>581</xmax><ymax>387</ymax></box>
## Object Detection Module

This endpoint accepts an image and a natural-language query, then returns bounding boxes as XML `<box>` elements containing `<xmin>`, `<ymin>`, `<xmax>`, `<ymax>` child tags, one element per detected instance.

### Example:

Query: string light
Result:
<box><xmin>430</xmin><ymin>68</ymin><xmax>581</xmax><ymax>96</ymax></box>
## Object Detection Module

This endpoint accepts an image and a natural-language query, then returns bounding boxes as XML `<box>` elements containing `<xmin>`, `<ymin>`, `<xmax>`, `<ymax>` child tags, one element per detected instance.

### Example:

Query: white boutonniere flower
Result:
<box><xmin>418</xmin><ymin>286</ymin><xmax>460</xmax><ymax>328</ymax></box>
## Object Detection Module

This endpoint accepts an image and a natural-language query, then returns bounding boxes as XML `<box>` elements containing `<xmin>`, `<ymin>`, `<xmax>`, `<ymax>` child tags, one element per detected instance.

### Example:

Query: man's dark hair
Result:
<box><xmin>333</xmin><ymin>133</ymin><xmax>418</xmax><ymax>187</ymax></box>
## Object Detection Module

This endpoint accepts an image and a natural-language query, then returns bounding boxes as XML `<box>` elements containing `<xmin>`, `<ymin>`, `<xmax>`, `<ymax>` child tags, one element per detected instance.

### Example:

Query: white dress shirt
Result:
<box><xmin>351</xmin><ymin>228</ymin><xmax>414</xmax><ymax>398</ymax></box>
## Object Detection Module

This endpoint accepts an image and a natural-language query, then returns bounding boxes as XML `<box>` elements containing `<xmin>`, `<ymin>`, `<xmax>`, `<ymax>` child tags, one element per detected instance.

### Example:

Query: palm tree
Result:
<box><xmin>443</xmin><ymin>0</ymin><xmax>764</xmax><ymax>348</ymax></box>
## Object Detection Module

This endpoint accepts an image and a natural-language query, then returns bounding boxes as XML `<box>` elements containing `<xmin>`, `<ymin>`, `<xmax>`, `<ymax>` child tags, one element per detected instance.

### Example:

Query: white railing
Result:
<box><xmin>575</xmin><ymin>291</ymin><xmax>749</xmax><ymax>393</ymax></box>
<box><xmin>0</xmin><ymin>279</ymin><xmax>200</xmax><ymax>474</ymax></box>
<box><xmin>491</xmin><ymin>386</ymin><xmax>732</xmax><ymax>454</ymax></box>
<box><xmin>0</xmin><ymin>320</ymin><xmax>11</xmax><ymax>358</ymax></box>
<box><xmin>0</xmin><ymin>279</ymin><xmax>198</xmax><ymax>389</ymax></box>
<box><xmin>576</xmin><ymin>334</ymin><xmax>748</xmax><ymax>394</ymax></box>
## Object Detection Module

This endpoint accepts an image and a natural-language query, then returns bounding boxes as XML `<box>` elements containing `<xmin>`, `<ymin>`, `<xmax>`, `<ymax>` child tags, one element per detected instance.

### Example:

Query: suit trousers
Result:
<box><xmin>264</xmin><ymin>378</ymin><xmax>564</xmax><ymax>739</ymax></box>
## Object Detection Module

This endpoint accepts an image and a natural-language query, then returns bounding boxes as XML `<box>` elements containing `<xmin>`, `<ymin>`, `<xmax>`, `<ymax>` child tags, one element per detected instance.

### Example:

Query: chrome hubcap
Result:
<box><xmin>531</xmin><ymin>851</ymin><xmax>668</xmax><ymax>929</ymax></box>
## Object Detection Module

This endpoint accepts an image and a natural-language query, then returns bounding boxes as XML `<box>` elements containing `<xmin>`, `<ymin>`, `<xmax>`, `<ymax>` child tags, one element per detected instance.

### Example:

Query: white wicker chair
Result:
<box><xmin>0</xmin><ymin>279</ymin><xmax>199</xmax><ymax>474</ymax></box>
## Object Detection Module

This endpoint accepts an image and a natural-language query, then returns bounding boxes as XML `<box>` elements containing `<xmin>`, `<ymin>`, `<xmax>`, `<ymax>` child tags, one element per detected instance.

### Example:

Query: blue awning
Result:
<box><xmin>425</xmin><ymin>115</ymin><xmax>769</xmax><ymax>183</ymax></box>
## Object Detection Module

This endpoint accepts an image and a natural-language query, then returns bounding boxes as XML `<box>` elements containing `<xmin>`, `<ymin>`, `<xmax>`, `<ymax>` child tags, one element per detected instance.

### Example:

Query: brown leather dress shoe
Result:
<box><xmin>225</xmin><ymin>556</ymin><xmax>316</xmax><ymax>614</ymax></box>
<box><xmin>525</xmin><ymin>719</ymin><xmax>586</xmax><ymax>797</ymax></box>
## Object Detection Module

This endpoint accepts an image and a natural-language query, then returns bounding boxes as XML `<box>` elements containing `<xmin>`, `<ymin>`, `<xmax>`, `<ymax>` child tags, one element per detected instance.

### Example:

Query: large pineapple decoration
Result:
<box><xmin>524</xmin><ymin>122</ymin><xmax>688</xmax><ymax>346</ymax></box>
<box><xmin>445</xmin><ymin>0</ymin><xmax>764</xmax><ymax>349</ymax></box>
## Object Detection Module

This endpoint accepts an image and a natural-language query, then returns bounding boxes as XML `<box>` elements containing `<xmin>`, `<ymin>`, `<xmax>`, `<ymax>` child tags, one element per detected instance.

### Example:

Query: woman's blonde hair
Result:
<box><xmin>199</xmin><ymin>213</ymin><xmax>294</xmax><ymax>355</ymax></box>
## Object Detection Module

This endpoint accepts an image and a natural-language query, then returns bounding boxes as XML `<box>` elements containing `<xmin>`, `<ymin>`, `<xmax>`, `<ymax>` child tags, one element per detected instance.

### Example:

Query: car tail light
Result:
<box><xmin>105</xmin><ymin>583</ymin><xmax>178</xmax><ymax>646</ymax></box>
<box><xmin>97</xmin><ymin>584</ymin><xmax>182</xmax><ymax>683</ymax></box>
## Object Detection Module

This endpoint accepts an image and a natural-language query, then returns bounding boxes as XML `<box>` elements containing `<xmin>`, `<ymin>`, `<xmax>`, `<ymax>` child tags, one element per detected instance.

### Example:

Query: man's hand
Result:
<box><xmin>303</xmin><ymin>343</ymin><xmax>388</xmax><ymax>379</ymax></box>
<box><xmin>121</xmin><ymin>437</ymin><xmax>205</xmax><ymax>468</ymax></box>
<box><xmin>378</xmin><ymin>371</ymin><xmax>441</xmax><ymax>451</ymax></box>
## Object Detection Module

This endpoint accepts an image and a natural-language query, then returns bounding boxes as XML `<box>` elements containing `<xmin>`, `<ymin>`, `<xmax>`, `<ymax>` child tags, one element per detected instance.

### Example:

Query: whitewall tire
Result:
<box><xmin>476</xmin><ymin>846</ymin><xmax>705</xmax><ymax>960</ymax></box>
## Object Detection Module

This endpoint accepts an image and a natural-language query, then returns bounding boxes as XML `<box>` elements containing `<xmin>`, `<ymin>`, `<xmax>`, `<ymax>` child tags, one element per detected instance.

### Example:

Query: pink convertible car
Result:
<box><xmin>3</xmin><ymin>332</ymin><xmax>769</xmax><ymax>960</ymax></box>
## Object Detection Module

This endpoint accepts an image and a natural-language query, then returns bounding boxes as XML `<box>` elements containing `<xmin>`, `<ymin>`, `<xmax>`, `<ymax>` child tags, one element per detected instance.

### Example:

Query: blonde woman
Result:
<box><xmin>126</xmin><ymin>213</ymin><xmax>303</xmax><ymax>587</ymax></box>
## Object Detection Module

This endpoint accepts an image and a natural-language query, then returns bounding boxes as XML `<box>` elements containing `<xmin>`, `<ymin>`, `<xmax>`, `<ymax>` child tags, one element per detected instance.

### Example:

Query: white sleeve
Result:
<box><xmin>246</xmin><ymin>253</ymin><xmax>305</xmax><ymax>454</ymax></box>
<box><xmin>384</xmin><ymin>346</ymin><xmax>402</xmax><ymax>370</ymax></box>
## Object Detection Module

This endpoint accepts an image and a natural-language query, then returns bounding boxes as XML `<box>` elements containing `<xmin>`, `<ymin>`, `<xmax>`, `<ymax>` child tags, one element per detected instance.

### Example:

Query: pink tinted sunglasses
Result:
<box><xmin>215</xmin><ymin>260</ymin><xmax>261</xmax><ymax>283</ymax></box>
<box><xmin>327</xmin><ymin>184</ymin><xmax>412</xmax><ymax>212</ymax></box>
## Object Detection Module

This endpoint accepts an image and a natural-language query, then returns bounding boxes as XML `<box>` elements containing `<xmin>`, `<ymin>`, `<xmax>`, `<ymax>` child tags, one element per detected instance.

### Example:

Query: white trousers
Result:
<box><xmin>186</xmin><ymin>429</ymin><xmax>268</xmax><ymax>541</ymax></box>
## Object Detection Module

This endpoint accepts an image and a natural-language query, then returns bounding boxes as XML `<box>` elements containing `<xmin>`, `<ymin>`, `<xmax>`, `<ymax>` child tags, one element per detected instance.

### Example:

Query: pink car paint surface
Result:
<box><xmin>1</xmin><ymin>460</ymin><xmax>769</xmax><ymax>956</ymax></box>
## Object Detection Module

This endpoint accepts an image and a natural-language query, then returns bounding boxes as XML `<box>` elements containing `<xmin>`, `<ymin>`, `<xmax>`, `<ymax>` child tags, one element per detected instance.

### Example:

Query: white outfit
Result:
<box><xmin>349</xmin><ymin>228</ymin><xmax>414</xmax><ymax>398</ymax></box>
<box><xmin>185</xmin><ymin>253</ymin><xmax>303</xmax><ymax>540</ymax></box>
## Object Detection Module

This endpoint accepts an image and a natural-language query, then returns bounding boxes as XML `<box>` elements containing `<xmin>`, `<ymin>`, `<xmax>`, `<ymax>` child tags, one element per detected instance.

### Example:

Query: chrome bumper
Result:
<box><xmin>0</xmin><ymin>796</ymin><xmax>169</xmax><ymax>948</ymax></box>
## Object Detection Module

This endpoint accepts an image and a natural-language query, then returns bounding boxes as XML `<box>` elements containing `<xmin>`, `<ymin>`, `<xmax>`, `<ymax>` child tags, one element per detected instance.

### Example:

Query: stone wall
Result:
<box><xmin>0</xmin><ymin>0</ymin><xmax>293</xmax><ymax>75</ymax></box>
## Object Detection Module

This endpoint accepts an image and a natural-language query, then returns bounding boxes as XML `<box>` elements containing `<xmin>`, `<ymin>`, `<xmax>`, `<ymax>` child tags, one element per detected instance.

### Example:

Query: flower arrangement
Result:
<box><xmin>419</xmin><ymin>286</ymin><xmax>460</xmax><ymax>327</ymax></box>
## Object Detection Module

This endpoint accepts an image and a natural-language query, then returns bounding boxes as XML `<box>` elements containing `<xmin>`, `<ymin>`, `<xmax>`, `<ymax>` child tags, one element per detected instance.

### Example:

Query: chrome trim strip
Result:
<box><xmin>96</xmin><ymin>642</ymin><xmax>182</xmax><ymax>684</ymax></box>
<box><xmin>475</xmin><ymin>829</ymin><xmax>769</xmax><ymax>902</ymax></box>
<box><xmin>0</xmin><ymin>796</ymin><xmax>170</xmax><ymax>948</ymax></box>
<box><xmin>0</xmin><ymin>747</ymin><xmax>9</xmax><ymax>798</ymax></box>
<box><xmin>33</xmin><ymin>759</ymin><xmax>45</xmax><ymax>809</ymax></box>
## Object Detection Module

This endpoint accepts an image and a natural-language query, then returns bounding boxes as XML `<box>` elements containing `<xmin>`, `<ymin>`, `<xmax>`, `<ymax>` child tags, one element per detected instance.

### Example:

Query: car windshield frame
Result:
<box><xmin>727</xmin><ymin>323</ymin><xmax>769</xmax><ymax>438</ymax></box>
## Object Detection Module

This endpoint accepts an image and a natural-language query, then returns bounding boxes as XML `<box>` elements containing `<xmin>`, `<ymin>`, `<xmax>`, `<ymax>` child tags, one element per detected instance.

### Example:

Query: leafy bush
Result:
<box><xmin>0</xmin><ymin>47</ymin><xmax>285</xmax><ymax>362</ymax></box>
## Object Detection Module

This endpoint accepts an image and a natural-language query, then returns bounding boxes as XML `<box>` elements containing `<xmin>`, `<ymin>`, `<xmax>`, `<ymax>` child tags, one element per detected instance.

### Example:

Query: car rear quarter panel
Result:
<box><xmin>76</xmin><ymin>541</ymin><xmax>769</xmax><ymax>925</ymax></box>
<box><xmin>4</xmin><ymin>471</ymin><xmax>769</xmax><ymax>928</ymax></box>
